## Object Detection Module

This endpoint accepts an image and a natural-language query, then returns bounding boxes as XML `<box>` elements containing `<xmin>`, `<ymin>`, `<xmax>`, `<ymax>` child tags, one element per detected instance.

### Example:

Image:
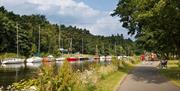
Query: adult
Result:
<box><xmin>140</xmin><ymin>54</ymin><xmax>145</xmax><ymax>64</ymax></box>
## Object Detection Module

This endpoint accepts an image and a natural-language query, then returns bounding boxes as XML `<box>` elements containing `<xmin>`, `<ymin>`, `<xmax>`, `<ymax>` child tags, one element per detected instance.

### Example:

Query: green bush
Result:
<box><xmin>57</xmin><ymin>60</ymin><xmax>76</xmax><ymax>91</ymax></box>
<box><xmin>11</xmin><ymin>57</ymin><xmax>139</xmax><ymax>91</ymax></box>
<box><xmin>11</xmin><ymin>61</ymin><xmax>77</xmax><ymax>91</ymax></box>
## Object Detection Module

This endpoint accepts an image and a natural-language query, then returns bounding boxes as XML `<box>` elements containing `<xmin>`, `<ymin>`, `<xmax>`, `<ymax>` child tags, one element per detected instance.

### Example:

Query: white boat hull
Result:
<box><xmin>45</xmin><ymin>55</ymin><xmax>55</xmax><ymax>62</ymax></box>
<box><xmin>26</xmin><ymin>57</ymin><xmax>42</xmax><ymax>63</ymax></box>
<box><xmin>2</xmin><ymin>58</ymin><xmax>25</xmax><ymax>64</ymax></box>
<box><xmin>56</xmin><ymin>57</ymin><xmax>65</xmax><ymax>61</ymax></box>
<box><xmin>47</xmin><ymin>58</ymin><xmax>55</xmax><ymax>62</ymax></box>
<box><xmin>106</xmin><ymin>56</ymin><xmax>112</xmax><ymax>61</ymax></box>
<box><xmin>100</xmin><ymin>56</ymin><xmax>105</xmax><ymax>62</ymax></box>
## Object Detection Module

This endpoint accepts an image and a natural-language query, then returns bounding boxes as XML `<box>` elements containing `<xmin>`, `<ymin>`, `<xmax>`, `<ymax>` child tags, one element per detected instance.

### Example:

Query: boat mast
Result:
<box><xmin>95</xmin><ymin>45</ymin><xmax>98</xmax><ymax>56</ymax></box>
<box><xmin>38</xmin><ymin>25</ymin><xmax>41</xmax><ymax>56</ymax></box>
<box><xmin>59</xmin><ymin>25</ymin><xmax>61</xmax><ymax>49</ymax></box>
<box><xmin>102</xmin><ymin>44</ymin><xmax>104</xmax><ymax>55</ymax></box>
<box><xmin>70</xmin><ymin>38</ymin><xmax>72</xmax><ymax>54</ymax></box>
<box><xmin>16</xmin><ymin>24</ymin><xmax>19</xmax><ymax>58</ymax></box>
<box><xmin>82</xmin><ymin>38</ymin><xmax>83</xmax><ymax>54</ymax></box>
<box><xmin>115</xmin><ymin>42</ymin><xmax>117</xmax><ymax>56</ymax></box>
<box><xmin>68</xmin><ymin>38</ymin><xmax>72</xmax><ymax>54</ymax></box>
<box><xmin>62</xmin><ymin>39</ymin><xmax>63</xmax><ymax>55</ymax></box>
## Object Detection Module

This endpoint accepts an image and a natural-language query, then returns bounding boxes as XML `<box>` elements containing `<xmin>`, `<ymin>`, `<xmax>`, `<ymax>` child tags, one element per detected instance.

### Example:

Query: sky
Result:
<box><xmin>1</xmin><ymin>0</ymin><xmax>133</xmax><ymax>39</ymax></box>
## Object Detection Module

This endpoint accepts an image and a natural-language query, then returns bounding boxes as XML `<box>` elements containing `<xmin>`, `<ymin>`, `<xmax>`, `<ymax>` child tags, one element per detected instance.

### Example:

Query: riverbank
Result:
<box><xmin>7</xmin><ymin>56</ymin><xmax>140</xmax><ymax>91</ymax></box>
<box><xmin>159</xmin><ymin>60</ymin><xmax>180</xmax><ymax>87</ymax></box>
<box><xmin>96</xmin><ymin>58</ymin><xmax>139</xmax><ymax>91</ymax></box>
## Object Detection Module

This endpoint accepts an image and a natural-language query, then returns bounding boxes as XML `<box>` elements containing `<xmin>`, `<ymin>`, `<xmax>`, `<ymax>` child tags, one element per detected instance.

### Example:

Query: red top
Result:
<box><xmin>140</xmin><ymin>54</ymin><xmax>145</xmax><ymax>61</ymax></box>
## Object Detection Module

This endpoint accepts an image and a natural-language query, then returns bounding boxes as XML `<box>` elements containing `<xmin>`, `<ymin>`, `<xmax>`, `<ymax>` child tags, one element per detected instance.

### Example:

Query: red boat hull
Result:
<box><xmin>67</xmin><ymin>57</ymin><xmax>78</xmax><ymax>62</ymax></box>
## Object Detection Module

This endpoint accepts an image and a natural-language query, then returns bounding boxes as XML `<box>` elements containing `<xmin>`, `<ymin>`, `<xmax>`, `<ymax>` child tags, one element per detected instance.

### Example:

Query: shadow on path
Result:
<box><xmin>130</xmin><ymin>65</ymin><xmax>168</xmax><ymax>84</ymax></box>
<box><xmin>117</xmin><ymin>62</ymin><xmax>180</xmax><ymax>91</ymax></box>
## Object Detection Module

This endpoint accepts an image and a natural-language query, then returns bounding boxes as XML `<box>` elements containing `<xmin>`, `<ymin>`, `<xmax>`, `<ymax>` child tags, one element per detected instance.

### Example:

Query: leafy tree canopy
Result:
<box><xmin>112</xmin><ymin>0</ymin><xmax>180</xmax><ymax>58</ymax></box>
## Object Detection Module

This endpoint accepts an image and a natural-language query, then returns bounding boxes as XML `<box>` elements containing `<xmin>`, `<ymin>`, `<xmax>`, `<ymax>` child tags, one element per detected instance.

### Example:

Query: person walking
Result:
<box><xmin>140</xmin><ymin>53</ymin><xmax>145</xmax><ymax>64</ymax></box>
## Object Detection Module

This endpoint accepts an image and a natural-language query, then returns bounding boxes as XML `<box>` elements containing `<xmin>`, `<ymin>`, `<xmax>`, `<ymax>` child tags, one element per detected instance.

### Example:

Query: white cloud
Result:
<box><xmin>73</xmin><ymin>13</ymin><xmax>130</xmax><ymax>38</ymax></box>
<box><xmin>2</xmin><ymin>0</ymin><xmax>99</xmax><ymax>17</ymax></box>
<box><xmin>25</xmin><ymin>0</ymin><xmax>100</xmax><ymax>18</ymax></box>
<box><xmin>2</xmin><ymin>0</ymin><xmax>132</xmax><ymax>39</ymax></box>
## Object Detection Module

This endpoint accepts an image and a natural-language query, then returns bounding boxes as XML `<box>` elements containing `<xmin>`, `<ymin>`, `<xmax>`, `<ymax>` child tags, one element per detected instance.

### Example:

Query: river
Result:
<box><xmin>0</xmin><ymin>60</ymin><xmax>109</xmax><ymax>88</ymax></box>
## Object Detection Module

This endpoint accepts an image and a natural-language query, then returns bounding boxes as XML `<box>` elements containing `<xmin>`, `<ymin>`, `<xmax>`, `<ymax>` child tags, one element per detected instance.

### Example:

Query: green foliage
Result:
<box><xmin>11</xmin><ymin>61</ymin><xmax>76</xmax><ymax>91</ymax></box>
<box><xmin>57</xmin><ymin>60</ymin><xmax>75</xmax><ymax>91</ymax></box>
<box><xmin>54</xmin><ymin>49</ymin><xmax>61</xmax><ymax>57</ymax></box>
<box><xmin>30</xmin><ymin>44</ymin><xmax>37</xmax><ymax>56</ymax></box>
<box><xmin>112</xmin><ymin>0</ymin><xmax>180</xmax><ymax>58</ymax></box>
<box><xmin>0</xmin><ymin>6</ymin><xmax>135</xmax><ymax>57</ymax></box>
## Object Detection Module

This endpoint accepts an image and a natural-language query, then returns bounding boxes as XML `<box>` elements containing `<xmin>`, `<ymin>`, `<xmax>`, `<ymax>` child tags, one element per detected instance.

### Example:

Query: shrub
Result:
<box><xmin>57</xmin><ymin>60</ymin><xmax>76</xmax><ymax>91</ymax></box>
<box><xmin>11</xmin><ymin>58</ymin><xmax>139</xmax><ymax>91</ymax></box>
<box><xmin>11</xmin><ymin>61</ymin><xmax>77</xmax><ymax>91</ymax></box>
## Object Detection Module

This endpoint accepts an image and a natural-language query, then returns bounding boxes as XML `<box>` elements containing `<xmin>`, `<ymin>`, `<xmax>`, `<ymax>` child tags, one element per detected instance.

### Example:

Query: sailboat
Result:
<box><xmin>26</xmin><ymin>26</ymin><xmax>42</xmax><ymax>63</ymax></box>
<box><xmin>1</xmin><ymin>24</ymin><xmax>25</xmax><ymax>64</ymax></box>
<box><xmin>66</xmin><ymin>38</ymin><xmax>78</xmax><ymax>62</ymax></box>
<box><xmin>1</xmin><ymin>58</ymin><xmax>25</xmax><ymax>64</ymax></box>
<box><xmin>56</xmin><ymin>25</ymin><xmax>65</xmax><ymax>61</ymax></box>
<box><xmin>26</xmin><ymin>56</ymin><xmax>42</xmax><ymax>63</ymax></box>
<box><xmin>78</xmin><ymin>38</ymin><xmax>89</xmax><ymax>61</ymax></box>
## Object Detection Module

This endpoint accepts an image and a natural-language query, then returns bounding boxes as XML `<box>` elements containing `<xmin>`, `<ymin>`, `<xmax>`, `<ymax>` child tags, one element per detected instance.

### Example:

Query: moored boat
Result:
<box><xmin>106</xmin><ymin>56</ymin><xmax>112</xmax><ymax>61</ymax></box>
<box><xmin>78</xmin><ymin>57</ymin><xmax>89</xmax><ymax>61</ymax></box>
<box><xmin>1</xmin><ymin>25</ymin><xmax>25</xmax><ymax>64</ymax></box>
<box><xmin>26</xmin><ymin>57</ymin><xmax>42</xmax><ymax>63</ymax></box>
<box><xmin>56</xmin><ymin>57</ymin><xmax>65</xmax><ymax>61</ymax></box>
<box><xmin>43</xmin><ymin>55</ymin><xmax>55</xmax><ymax>62</ymax></box>
<box><xmin>93</xmin><ymin>56</ymin><xmax>100</xmax><ymax>62</ymax></box>
<box><xmin>88</xmin><ymin>57</ymin><xmax>94</xmax><ymax>62</ymax></box>
<box><xmin>1</xmin><ymin>58</ymin><xmax>25</xmax><ymax>64</ymax></box>
<box><xmin>67</xmin><ymin>57</ymin><xmax>78</xmax><ymax>62</ymax></box>
<box><xmin>100</xmin><ymin>56</ymin><xmax>105</xmax><ymax>62</ymax></box>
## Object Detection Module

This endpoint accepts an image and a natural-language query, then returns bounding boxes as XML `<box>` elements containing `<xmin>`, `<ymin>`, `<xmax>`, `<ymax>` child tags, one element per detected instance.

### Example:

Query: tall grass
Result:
<box><xmin>10</xmin><ymin>56</ymin><xmax>140</xmax><ymax>91</ymax></box>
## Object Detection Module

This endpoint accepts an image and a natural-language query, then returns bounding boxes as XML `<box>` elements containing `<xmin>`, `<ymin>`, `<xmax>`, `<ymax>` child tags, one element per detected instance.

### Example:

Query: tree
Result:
<box><xmin>112</xmin><ymin>0</ymin><xmax>180</xmax><ymax>58</ymax></box>
<box><xmin>0</xmin><ymin>6</ymin><xmax>135</xmax><ymax>57</ymax></box>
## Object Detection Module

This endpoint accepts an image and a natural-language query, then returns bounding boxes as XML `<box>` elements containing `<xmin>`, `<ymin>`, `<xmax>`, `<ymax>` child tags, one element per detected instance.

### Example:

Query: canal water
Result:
<box><xmin>0</xmin><ymin>61</ymin><xmax>109</xmax><ymax>88</ymax></box>
<box><xmin>0</xmin><ymin>62</ymin><xmax>46</xmax><ymax>88</ymax></box>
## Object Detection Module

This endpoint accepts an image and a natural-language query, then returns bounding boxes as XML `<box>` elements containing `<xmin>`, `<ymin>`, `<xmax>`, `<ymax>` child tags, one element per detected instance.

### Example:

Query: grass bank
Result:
<box><xmin>96</xmin><ymin>57</ymin><xmax>139</xmax><ymax>91</ymax></box>
<box><xmin>159</xmin><ymin>60</ymin><xmax>180</xmax><ymax>87</ymax></box>
<box><xmin>95</xmin><ymin>71</ymin><xmax>126</xmax><ymax>91</ymax></box>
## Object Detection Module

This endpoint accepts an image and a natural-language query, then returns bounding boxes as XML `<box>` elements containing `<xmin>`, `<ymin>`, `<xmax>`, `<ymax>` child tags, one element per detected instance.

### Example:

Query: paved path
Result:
<box><xmin>117</xmin><ymin>62</ymin><xmax>180</xmax><ymax>91</ymax></box>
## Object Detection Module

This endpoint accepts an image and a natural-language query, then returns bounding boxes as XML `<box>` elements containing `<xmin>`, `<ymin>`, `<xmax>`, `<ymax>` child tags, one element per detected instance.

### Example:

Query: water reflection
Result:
<box><xmin>0</xmin><ymin>63</ymin><xmax>25</xmax><ymax>70</ymax></box>
<box><xmin>0</xmin><ymin>61</ymin><xmax>65</xmax><ymax>88</ymax></box>
<box><xmin>26</xmin><ymin>63</ymin><xmax>42</xmax><ymax>69</ymax></box>
<box><xmin>0</xmin><ymin>63</ymin><xmax>34</xmax><ymax>88</ymax></box>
